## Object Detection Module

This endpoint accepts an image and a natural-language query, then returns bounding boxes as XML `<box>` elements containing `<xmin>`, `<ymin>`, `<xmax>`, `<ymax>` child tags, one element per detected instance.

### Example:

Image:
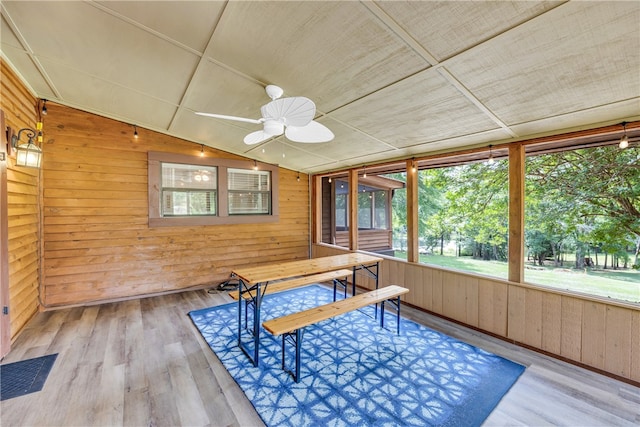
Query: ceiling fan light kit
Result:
<box><xmin>263</xmin><ymin>120</ymin><xmax>284</xmax><ymax>136</ymax></box>
<box><xmin>197</xmin><ymin>85</ymin><xmax>334</xmax><ymax>145</ymax></box>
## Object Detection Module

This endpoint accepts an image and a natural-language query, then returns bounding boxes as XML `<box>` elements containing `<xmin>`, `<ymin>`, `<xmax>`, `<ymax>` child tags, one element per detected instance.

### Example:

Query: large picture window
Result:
<box><xmin>148</xmin><ymin>152</ymin><xmax>279</xmax><ymax>226</ymax></box>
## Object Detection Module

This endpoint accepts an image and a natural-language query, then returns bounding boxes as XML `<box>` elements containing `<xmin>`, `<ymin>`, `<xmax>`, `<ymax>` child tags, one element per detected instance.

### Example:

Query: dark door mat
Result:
<box><xmin>1</xmin><ymin>353</ymin><xmax>58</xmax><ymax>401</ymax></box>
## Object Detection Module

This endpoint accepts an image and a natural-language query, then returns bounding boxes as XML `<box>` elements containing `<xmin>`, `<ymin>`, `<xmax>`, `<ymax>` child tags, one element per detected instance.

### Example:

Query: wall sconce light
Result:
<box><xmin>362</xmin><ymin>165</ymin><xmax>367</xmax><ymax>178</ymax></box>
<box><xmin>328</xmin><ymin>177</ymin><xmax>332</xmax><ymax>183</ymax></box>
<box><xmin>200</xmin><ymin>144</ymin><xmax>205</xmax><ymax>157</ymax></box>
<box><xmin>11</xmin><ymin>127</ymin><xmax>43</xmax><ymax>168</ymax></box>
<box><xmin>296</xmin><ymin>173</ymin><xmax>300</xmax><ymax>182</ymax></box>
<box><xmin>41</xmin><ymin>99</ymin><xmax>48</xmax><ymax>116</ymax></box>
<box><xmin>133</xmin><ymin>125</ymin><xmax>139</xmax><ymax>139</ymax></box>
<box><xmin>411</xmin><ymin>159</ymin><xmax>417</xmax><ymax>173</ymax></box>
<box><xmin>253</xmin><ymin>160</ymin><xmax>258</xmax><ymax>170</ymax></box>
<box><xmin>488</xmin><ymin>145</ymin><xmax>495</xmax><ymax>164</ymax></box>
<box><xmin>619</xmin><ymin>122</ymin><xmax>629</xmax><ymax>149</ymax></box>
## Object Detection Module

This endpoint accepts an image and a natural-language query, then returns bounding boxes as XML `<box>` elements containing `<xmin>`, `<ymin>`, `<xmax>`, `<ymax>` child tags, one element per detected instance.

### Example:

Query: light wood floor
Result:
<box><xmin>1</xmin><ymin>287</ymin><xmax>638</xmax><ymax>426</ymax></box>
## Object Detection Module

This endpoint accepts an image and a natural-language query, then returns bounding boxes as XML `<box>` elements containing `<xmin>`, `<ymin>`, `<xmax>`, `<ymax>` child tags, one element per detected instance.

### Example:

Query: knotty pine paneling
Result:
<box><xmin>1</xmin><ymin>60</ymin><xmax>40</xmax><ymax>342</ymax></box>
<box><xmin>40</xmin><ymin>102</ymin><xmax>309</xmax><ymax>306</ymax></box>
<box><xmin>312</xmin><ymin>243</ymin><xmax>640</xmax><ymax>384</ymax></box>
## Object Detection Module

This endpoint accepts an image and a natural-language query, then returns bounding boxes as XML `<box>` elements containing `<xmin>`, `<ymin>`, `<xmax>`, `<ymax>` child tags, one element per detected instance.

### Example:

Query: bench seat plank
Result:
<box><xmin>228</xmin><ymin>269</ymin><xmax>352</xmax><ymax>301</ymax></box>
<box><xmin>263</xmin><ymin>285</ymin><xmax>409</xmax><ymax>382</ymax></box>
<box><xmin>263</xmin><ymin>285</ymin><xmax>409</xmax><ymax>336</ymax></box>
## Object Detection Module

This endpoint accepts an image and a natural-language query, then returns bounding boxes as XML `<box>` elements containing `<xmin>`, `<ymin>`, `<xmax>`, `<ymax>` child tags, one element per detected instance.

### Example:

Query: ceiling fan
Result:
<box><xmin>195</xmin><ymin>85</ymin><xmax>334</xmax><ymax>145</ymax></box>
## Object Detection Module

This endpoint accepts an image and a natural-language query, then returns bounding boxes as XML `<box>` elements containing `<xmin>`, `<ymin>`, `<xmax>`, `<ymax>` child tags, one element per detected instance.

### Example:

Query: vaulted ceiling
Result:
<box><xmin>1</xmin><ymin>1</ymin><xmax>639</xmax><ymax>174</ymax></box>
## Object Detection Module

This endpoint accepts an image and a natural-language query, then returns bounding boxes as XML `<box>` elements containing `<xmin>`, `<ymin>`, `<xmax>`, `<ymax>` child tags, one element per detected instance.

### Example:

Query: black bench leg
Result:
<box><xmin>281</xmin><ymin>328</ymin><xmax>304</xmax><ymax>382</ymax></box>
<box><xmin>332</xmin><ymin>277</ymin><xmax>348</xmax><ymax>302</ymax></box>
<box><xmin>396</xmin><ymin>295</ymin><xmax>401</xmax><ymax>334</ymax></box>
<box><xmin>295</xmin><ymin>328</ymin><xmax>301</xmax><ymax>382</ymax></box>
<box><xmin>380</xmin><ymin>296</ymin><xmax>402</xmax><ymax>335</ymax></box>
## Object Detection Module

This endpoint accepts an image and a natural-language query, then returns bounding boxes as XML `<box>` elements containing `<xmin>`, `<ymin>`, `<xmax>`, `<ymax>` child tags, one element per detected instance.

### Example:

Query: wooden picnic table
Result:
<box><xmin>231</xmin><ymin>252</ymin><xmax>383</xmax><ymax>366</ymax></box>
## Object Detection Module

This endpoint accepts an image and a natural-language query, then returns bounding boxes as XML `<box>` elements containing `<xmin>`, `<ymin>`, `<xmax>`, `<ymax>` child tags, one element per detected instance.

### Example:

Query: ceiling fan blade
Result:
<box><xmin>261</xmin><ymin>97</ymin><xmax>315</xmax><ymax>127</ymax></box>
<box><xmin>285</xmin><ymin>121</ymin><xmax>334</xmax><ymax>143</ymax></box>
<box><xmin>243</xmin><ymin>130</ymin><xmax>273</xmax><ymax>145</ymax></box>
<box><xmin>195</xmin><ymin>112</ymin><xmax>263</xmax><ymax>124</ymax></box>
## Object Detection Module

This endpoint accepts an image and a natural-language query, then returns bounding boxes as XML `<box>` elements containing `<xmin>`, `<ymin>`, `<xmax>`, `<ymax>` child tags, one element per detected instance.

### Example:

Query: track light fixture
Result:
<box><xmin>619</xmin><ymin>122</ymin><xmax>629</xmax><ymax>149</ymax></box>
<box><xmin>488</xmin><ymin>145</ymin><xmax>494</xmax><ymax>164</ymax></box>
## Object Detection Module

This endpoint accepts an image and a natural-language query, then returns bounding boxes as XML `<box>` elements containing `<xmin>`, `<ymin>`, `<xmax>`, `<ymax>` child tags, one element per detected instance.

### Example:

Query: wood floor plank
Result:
<box><xmin>0</xmin><ymin>287</ymin><xmax>637</xmax><ymax>426</ymax></box>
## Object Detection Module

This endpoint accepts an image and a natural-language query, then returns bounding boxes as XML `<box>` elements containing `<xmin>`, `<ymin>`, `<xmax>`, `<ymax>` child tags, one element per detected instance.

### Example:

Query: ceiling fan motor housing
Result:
<box><xmin>263</xmin><ymin>120</ymin><xmax>285</xmax><ymax>136</ymax></box>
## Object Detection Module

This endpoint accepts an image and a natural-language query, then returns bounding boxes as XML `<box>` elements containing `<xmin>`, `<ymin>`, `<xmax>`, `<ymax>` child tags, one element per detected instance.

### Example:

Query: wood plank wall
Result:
<box><xmin>335</xmin><ymin>229</ymin><xmax>392</xmax><ymax>251</ymax></box>
<box><xmin>313</xmin><ymin>243</ymin><xmax>640</xmax><ymax>385</ymax></box>
<box><xmin>39</xmin><ymin>103</ymin><xmax>310</xmax><ymax>307</ymax></box>
<box><xmin>0</xmin><ymin>60</ymin><xmax>41</xmax><ymax>341</ymax></box>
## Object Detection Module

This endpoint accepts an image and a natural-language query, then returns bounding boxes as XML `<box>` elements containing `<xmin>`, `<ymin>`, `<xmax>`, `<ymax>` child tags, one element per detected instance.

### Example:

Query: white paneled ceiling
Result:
<box><xmin>1</xmin><ymin>1</ymin><xmax>639</xmax><ymax>174</ymax></box>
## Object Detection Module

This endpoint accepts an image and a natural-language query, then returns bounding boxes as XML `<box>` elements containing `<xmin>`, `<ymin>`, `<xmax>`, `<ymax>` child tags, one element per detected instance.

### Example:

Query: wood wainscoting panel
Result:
<box><xmin>463</xmin><ymin>274</ymin><xmax>479</xmax><ymax>328</ymax></box>
<box><xmin>604</xmin><ymin>305</ymin><xmax>633</xmax><ymax>379</ymax></box>
<box><xmin>541</xmin><ymin>292</ymin><xmax>562</xmax><ymax>354</ymax></box>
<box><xmin>632</xmin><ymin>310</ymin><xmax>640</xmax><ymax>382</ymax></box>
<box><xmin>430</xmin><ymin>268</ymin><xmax>444</xmax><ymax>315</ymax></box>
<box><xmin>523</xmin><ymin>288</ymin><xmax>543</xmax><ymax>349</ymax></box>
<box><xmin>420</xmin><ymin>266</ymin><xmax>433</xmax><ymax>312</ymax></box>
<box><xmin>507</xmin><ymin>285</ymin><xmax>526</xmax><ymax>343</ymax></box>
<box><xmin>581</xmin><ymin>301</ymin><xmax>607</xmax><ymax>371</ymax></box>
<box><xmin>560</xmin><ymin>296</ymin><xmax>583</xmax><ymax>362</ymax></box>
<box><xmin>478</xmin><ymin>278</ymin><xmax>508</xmax><ymax>336</ymax></box>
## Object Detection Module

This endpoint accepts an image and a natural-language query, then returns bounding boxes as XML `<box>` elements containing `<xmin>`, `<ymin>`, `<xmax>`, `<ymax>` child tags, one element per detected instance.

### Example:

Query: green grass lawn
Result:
<box><xmin>393</xmin><ymin>251</ymin><xmax>640</xmax><ymax>304</ymax></box>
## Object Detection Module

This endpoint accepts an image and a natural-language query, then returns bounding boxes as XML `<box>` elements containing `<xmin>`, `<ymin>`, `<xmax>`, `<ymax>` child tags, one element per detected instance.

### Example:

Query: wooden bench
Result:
<box><xmin>263</xmin><ymin>285</ymin><xmax>409</xmax><ymax>382</ymax></box>
<box><xmin>228</xmin><ymin>268</ymin><xmax>353</xmax><ymax>301</ymax></box>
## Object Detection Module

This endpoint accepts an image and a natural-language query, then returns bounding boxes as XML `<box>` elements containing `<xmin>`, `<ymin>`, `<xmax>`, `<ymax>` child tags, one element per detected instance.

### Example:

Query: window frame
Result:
<box><xmin>160</xmin><ymin>162</ymin><xmax>218</xmax><ymax>217</ymax></box>
<box><xmin>227</xmin><ymin>168</ymin><xmax>272</xmax><ymax>215</ymax></box>
<box><xmin>148</xmin><ymin>151</ymin><xmax>279</xmax><ymax>227</ymax></box>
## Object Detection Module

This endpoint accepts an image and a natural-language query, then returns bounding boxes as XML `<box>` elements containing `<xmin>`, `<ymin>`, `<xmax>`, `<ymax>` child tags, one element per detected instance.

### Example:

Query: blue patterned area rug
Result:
<box><xmin>189</xmin><ymin>285</ymin><xmax>524</xmax><ymax>427</ymax></box>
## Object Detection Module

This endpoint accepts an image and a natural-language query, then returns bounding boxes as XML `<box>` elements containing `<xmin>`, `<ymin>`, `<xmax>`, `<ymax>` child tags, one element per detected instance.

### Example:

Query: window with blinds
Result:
<box><xmin>161</xmin><ymin>163</ymin><xmax>217</xmax><ymax>216</ymax></box>
<box><xmin>228</xmin><ymin>168</ymin><xmax>271</xmax><ymax>215</ymax></box>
